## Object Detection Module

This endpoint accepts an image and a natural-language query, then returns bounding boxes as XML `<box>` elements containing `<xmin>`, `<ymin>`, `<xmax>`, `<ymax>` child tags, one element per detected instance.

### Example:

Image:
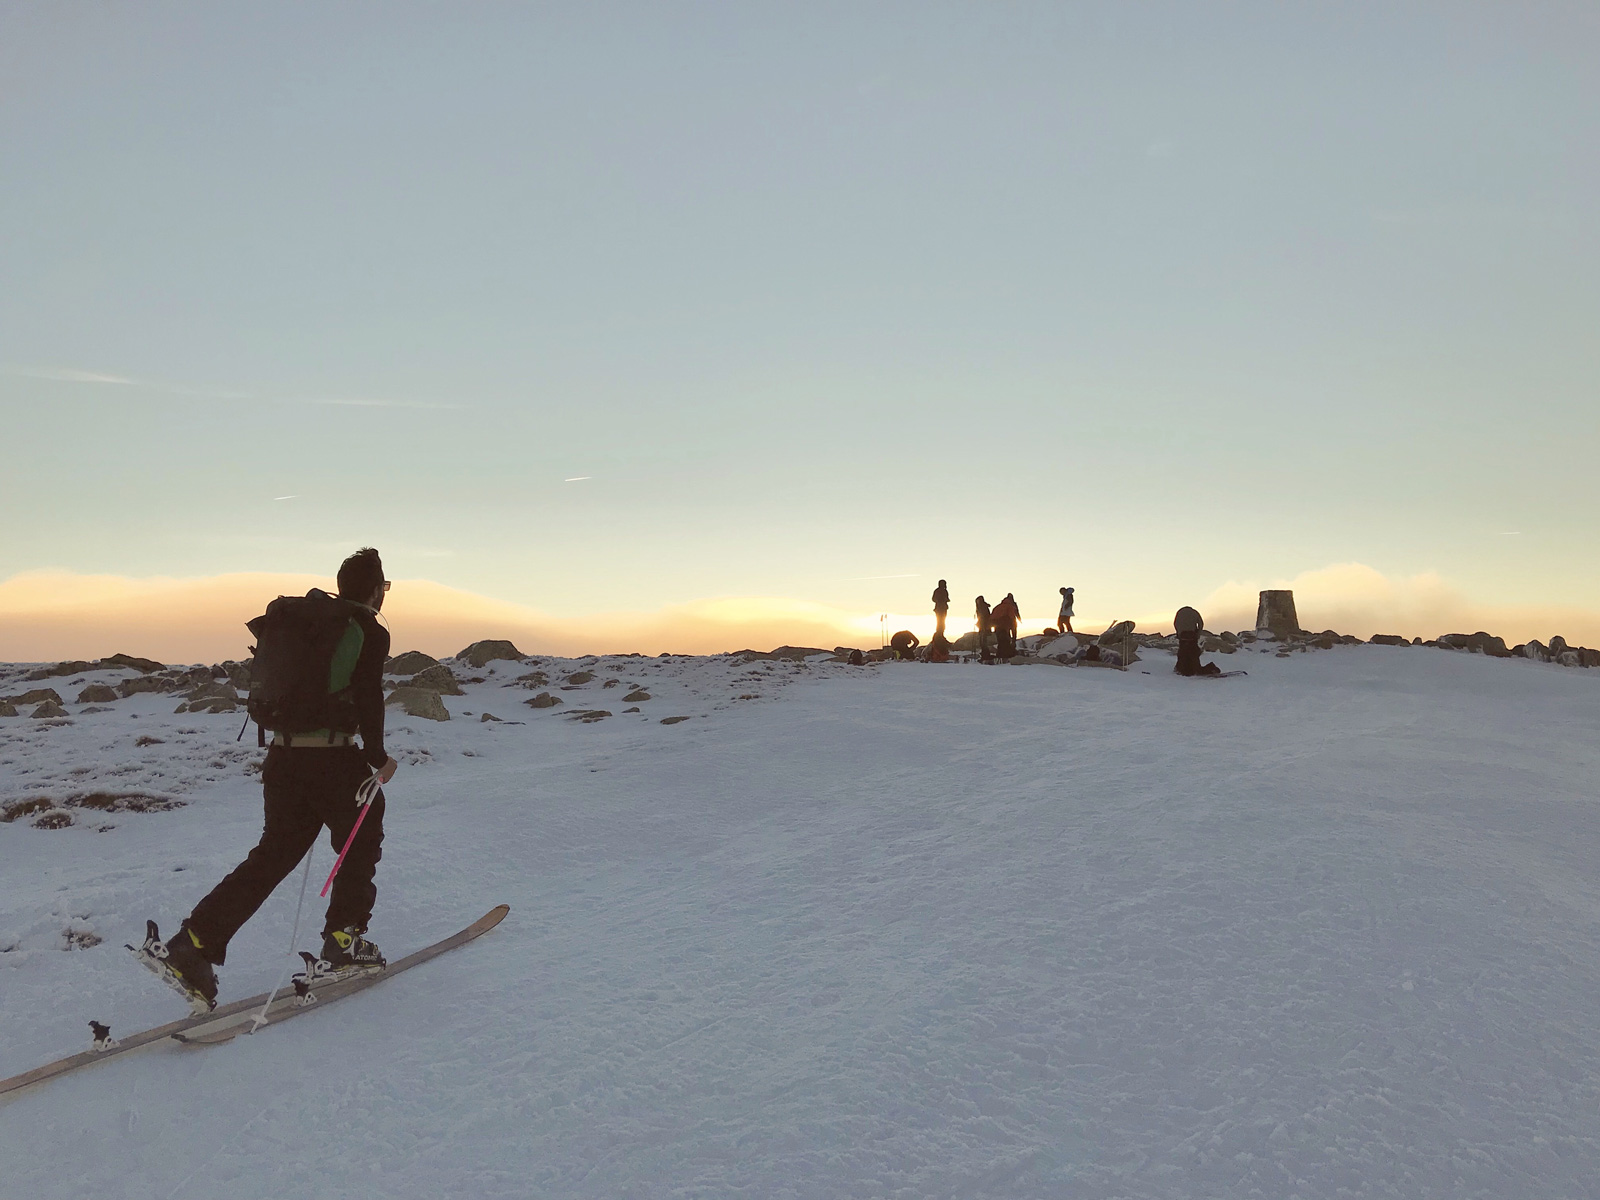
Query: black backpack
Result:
<box><xmin>245</xmin><ymin>589</ymin><xmax>366</xmax><ymax>743</ymax></box>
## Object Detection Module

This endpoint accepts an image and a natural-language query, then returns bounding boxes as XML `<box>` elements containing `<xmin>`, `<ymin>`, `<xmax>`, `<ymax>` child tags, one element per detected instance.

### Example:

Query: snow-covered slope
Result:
<box><xmin>3</xmin><ymin>645</ymin><xmax>1600</xmax><ymax>1198</ymax></box>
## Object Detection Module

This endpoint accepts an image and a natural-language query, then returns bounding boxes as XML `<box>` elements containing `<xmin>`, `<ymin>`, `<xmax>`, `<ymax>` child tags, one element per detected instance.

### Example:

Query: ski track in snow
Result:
<box><xmin>3</xmin><ymin>646</ymin><xmax>1600</xmax><ymax>1198</ymax></box>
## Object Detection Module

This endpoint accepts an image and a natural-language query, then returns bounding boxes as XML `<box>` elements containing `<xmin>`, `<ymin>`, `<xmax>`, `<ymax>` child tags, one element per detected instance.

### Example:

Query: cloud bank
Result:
<box><xmin>0</xmin><ymin>564</ymin><xmax>1595</xmax><ymax>665</ymax></box>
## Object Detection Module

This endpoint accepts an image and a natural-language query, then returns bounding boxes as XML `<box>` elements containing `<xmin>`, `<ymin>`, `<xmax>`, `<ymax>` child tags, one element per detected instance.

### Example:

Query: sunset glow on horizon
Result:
<box><xmin>2</xmin><ymin>5</ymin><xmax>1595</xmax><ymax>658</ymax></box>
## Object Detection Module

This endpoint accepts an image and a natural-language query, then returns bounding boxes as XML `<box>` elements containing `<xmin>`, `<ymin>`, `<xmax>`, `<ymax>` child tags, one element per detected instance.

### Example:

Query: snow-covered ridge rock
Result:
<box><xmin>0</xmin><ymin>647</ymin><xmax>855</xmax><ymax>833</ymax></box>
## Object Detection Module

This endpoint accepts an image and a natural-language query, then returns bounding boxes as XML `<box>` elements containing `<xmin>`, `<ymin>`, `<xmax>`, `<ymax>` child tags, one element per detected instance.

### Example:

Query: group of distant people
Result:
<box><xmin>894</xmin><ymin>580</ymin><xmax>1220</xmax><ymax>676</ymax></box>
<box><xmin>920</xmin><ymin>581</ymin><xmax>1075</xmax><ymax>665</ymax></box>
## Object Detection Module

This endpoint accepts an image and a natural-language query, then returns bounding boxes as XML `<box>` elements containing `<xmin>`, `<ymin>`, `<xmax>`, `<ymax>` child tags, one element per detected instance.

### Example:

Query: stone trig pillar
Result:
<box><xmin>1256</xmin><ymin>590</ymin><xmax>1300</xmax><ymax>638</ymax></box>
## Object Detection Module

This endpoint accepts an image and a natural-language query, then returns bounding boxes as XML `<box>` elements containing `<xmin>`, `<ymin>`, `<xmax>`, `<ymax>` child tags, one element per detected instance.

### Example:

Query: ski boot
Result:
<box><xmin>128</xmin><ymin>921</ymin><xmax>217</xmax><ymax>1013</ymax></box>
<box><xmin>305</xmin><ymin>926</ymin><xmax>386</xmax><ymax>985</ymax></box>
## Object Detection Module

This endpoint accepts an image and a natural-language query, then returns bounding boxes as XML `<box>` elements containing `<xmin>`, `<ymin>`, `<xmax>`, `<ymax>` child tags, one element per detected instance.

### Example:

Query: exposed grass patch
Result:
<box><xmin>1</xmin><ymin>797</ymin><xmax>55</xmax><ymax>823</ymax></box>
<box><xmin>65</xmin><ymin>791</ymin><xmax>184</xmax><ymax>814</ymax></box>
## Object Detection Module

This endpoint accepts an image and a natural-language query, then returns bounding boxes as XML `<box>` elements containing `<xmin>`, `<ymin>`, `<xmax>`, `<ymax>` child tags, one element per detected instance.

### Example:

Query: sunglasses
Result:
<box><xmin>381</xmin><ymin>581</ymin><xmax>391</xmax><ymax>592</ymax></box>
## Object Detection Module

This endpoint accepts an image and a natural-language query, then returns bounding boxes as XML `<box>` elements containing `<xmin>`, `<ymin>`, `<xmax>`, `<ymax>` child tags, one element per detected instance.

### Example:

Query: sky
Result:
<box><xmin>2</xmin><ymin>2</ymin><xmax>1597</xmax><ymax>659</ymax></box>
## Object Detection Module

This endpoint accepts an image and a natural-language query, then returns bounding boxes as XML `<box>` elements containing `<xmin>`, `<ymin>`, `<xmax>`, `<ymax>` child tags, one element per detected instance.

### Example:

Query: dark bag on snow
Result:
<box><xmin>245</xmin><ymin>589</ymin><xmax>365</xmax><ymax>740</ymax></box>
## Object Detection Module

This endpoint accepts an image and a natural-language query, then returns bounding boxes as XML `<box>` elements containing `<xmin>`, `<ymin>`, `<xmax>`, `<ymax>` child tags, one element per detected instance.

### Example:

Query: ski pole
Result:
<box><xmin>320</xmin><ymin>771</ymin><xmax>383</xmax><ymax>899</ymax></box>
<box><xmin>250</xmin><ymin>845</ymin><xmax>315</xmax><ymax>1032</ymax></box>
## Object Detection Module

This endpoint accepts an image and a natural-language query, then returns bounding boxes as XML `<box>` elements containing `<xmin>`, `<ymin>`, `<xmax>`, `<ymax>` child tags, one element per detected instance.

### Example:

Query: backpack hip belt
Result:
<box><xmin>271</xmin><ymin>732</ymin><xmax>356</xmax><ymax>748</ymax></box>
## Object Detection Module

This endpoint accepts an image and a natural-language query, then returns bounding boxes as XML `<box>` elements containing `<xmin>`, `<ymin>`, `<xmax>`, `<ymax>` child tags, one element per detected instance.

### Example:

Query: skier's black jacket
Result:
<box><xmin>346</xmin><ymin>605</ymin><xmax>391</xmax><ymax>770</ymax></box>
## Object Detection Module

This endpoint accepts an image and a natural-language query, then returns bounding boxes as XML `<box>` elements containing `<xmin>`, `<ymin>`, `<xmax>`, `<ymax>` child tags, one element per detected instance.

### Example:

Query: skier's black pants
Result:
<box><xmin>187</xmin><ymin>746</ymin><xmax>385</xmax><ymax>965</ymax></box>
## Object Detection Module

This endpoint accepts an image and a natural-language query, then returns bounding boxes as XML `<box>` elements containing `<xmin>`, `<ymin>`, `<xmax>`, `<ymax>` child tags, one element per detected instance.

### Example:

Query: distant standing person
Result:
<box><xmin>932</xmin><ymin>579</ymin><xmax>950</xmax><ymax>639</ymax></box>
<box><xmin>975</xmin><ymin>595</ymin><xmax>994</xmax><ymax>662</ymax></box>
<box><xmin>992</xmin><ymin>592</ymin><xmax>1020</xmax><ymax>659</ymax></box>
<box><xmin>1057</xmin><ymin>587</ymin><xmax>1075</xmax><ymax>634</ymax></box>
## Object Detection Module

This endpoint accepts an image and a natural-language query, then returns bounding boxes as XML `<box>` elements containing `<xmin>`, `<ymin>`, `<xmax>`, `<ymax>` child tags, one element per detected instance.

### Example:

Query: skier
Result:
<box><xmin>146</xmin><ymin>548</ymin><xmax>399</xmax><ymax>1008</ymax></box>
<box><xmin>931</xmin><ymin>579</ymin><xmax>950</xmax><ymax>639</ymax></box>
<box><xmin>1057</xmin><ymin>586</ymin><xmax>1075</xmax><ymax>634</ymax></box>
<box><xmin>974</xmin><ymin>596</ymin><xmax>994</xmax><ymax>663</ymax></box>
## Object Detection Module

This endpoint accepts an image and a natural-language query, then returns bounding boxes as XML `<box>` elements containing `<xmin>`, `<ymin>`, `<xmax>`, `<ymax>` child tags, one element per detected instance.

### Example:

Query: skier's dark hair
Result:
<box><xmin>337</xmin><ymin>547</ymin><xmax>384</xmax><ymax>601</ymax></box>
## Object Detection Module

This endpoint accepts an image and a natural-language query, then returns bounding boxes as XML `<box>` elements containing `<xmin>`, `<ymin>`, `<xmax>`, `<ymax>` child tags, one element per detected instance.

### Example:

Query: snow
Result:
<box><xmin>4</xmin><ymin>645</ymin><xmax>1600</xmax><ymax>1197</ymax></box>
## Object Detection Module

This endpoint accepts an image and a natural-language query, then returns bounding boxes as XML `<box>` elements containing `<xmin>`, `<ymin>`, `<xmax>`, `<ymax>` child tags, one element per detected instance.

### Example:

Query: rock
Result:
<box><xmin>1097</xmin><ymin>620</ymin><xmax>1135</xmax><ymax>646</ymax></box>
<box><xmin>1520</xmin><ymin>640</ymin><xmax>1550</xmax><ymax>662</ymax></box>
<box><xmin>568</xmin><ymin>709</ymin><xmax>611</xmax><ymax>722</ymax></box>
<box><xmin>26</xmin><ymin>660</ymin><xmax>95</xmax><ymax>681</ymax></box>
<box><xmin>1255</xmin><ymin>590</ymin><xmax>1301</xmax><ymax>638</ymax></box>
<box><xmin>385</xmin><ymin>687</ymin><xmax>451</xmax><ymax>721</ymax></box>
<box><xmin>406</xmin><ymin>664</ymin><xmax>464</xmax><ymax>695</ymax></box>
<box><xmin>1040</xmin><ymin>633</ymin><xmax>1079</xmax><ymax>655</ymax></box>
<box><xmin>950</xmin><ymin>632</ymin><xmax>980</xmax><ymax>653</ymax></box>
<box><xmin>1202</xmin><ymin>635</ymin><xmax>1231</xmax><ymax>652</ymax></box>
<box><xmin>1581</xmin><ymin>649</ymin><xmax>1600</xmax><ymax>668</ymax></box>
<box><xmin>623</xmin><ymin>690</ymin><xmax>651</xmax><ymax>702</ymax></box>
<box><xmin>1550</xmin><ymin>636</ymin><xmax>1569</xmax><ymax>656</ymax></box>
<box><xmin>117</xmin><ymin>675</ymin><xmax>184</xmax><ymax>697</ymax></box>
<box><xmin>1559</xmin><ymin>651</ymin><xmax>1583</xmax><ymax>668</ymax></box>
<box><xmin>525</xmin><ymin>692</ymin><xmax>563</xmax><ymax>709</ymax></box>
<box><xmin>1369</xmin><ymin>634</ymin><xmax>1409</xmax><ymax>646</ymax></box>
<box><xmin>1440</xmin><ymin>632</ymin><xmax>1509</xmax><ymax>656</ymax></box>
<box><xmin>385</xmin><ymin>650</ymin><xmax>441</xmax><ymax>677</ymax></box>
<box><xmin>1311</xmin><ymin>633</ymin><xmax>1336</xmax><ymax>650</ymax></box>
<box><xmin>480</xmin><ymin>712</ymin><xmax>501</xmax><ymax>722</ymax></box>
<box><xmin>9</xmin><ymin>688</ymin><xmax>64</xmax><ymax>707</ymax></box>
<box><xmin>0</xmin><ymin>702</ymin><xmax>16</xmax><ymax>717</ymax></box>
<box><xmin>224</xmin><ymin>660</ymin><xmax>253</xmax><ymax>689</ymax></box>
<box><xmin>564</xmin><ymin>671</ymin><xmax>596</xmax><ymax>685</ymax></box>
<box><xmin>33</xmin><ymin>810</ymin><xmax>74</xmax><ymax>829</ymax></box>
<box><xmin>456</xmin><ymin>640</ymin><xmax>524</xmax><ymax>669</ymax></box>
<box><xmin>660</xmin><ymin>716</ymin><xmax>691</xmax><ymax>725</ymax></box>
<box><xmin>184</xmin><ymin>694</ymin><xmax>236</xmax><ymax>713</ymax></box>
<box><xmin>769</xmin><ymin>646</ymin><xmax>831</xmax><ymax>661</ymax></box>
<box><xmin>76</xmin><ymin>684</ymin><xmax>119</xmax><ymax>704</ymax></box>
<box><xmin>101</xmin><ymin>653</ymin><xmax>164</xmax><ymax>673</ymax></box>
<box><xmin>186</xmin><ymin>681</ymin><xmax>239</xmax><ymax>703</ymax></box>
<box><xmin>32</xmin><ymin>701</ymin><xmax>69</xmax><ymax>718</ymax></box>
<box><xmin>514</xmin><ymin>671</ymin><xmax>550</xmax><ymax>688</ymax></box>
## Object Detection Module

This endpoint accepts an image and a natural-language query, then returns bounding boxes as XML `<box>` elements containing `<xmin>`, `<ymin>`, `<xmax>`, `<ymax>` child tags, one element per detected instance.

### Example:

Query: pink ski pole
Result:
<box><xmin>321</xmin><ymin>772</ymin><xmax>384</xmax><ymax>898</ymax></box>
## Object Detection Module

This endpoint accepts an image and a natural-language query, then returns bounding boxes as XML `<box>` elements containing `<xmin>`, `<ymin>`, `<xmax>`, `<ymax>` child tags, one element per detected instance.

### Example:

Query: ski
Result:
<box><xmin>0</xmin><ymin>905</ymin><xmax>508</xmax><ymax>1099</ymax></box>
<box><xmin>174</xmin><ymin>904</ymin><xmax>508</xmax><ymax>1046</ymax></box>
